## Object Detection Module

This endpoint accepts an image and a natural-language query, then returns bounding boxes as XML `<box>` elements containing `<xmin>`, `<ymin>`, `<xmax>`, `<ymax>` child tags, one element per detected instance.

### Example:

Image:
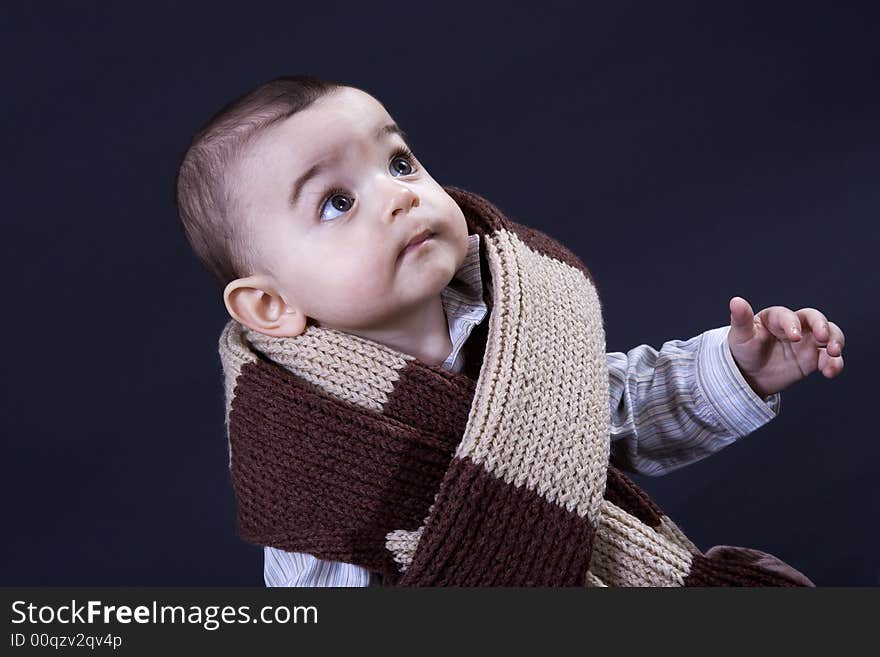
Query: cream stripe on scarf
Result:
<box><xmin>590</xmin><ymin>500</ymin><xmax>694</xmax><ymax>586</ymax></box>
<box><xmin>456</xmin><ymin>228</ymin><xmax>611</xmax><ymax>523</ymax></box>
<box><xmin>218</xmin><ymin>322</ymin><xmax>260</xmax><ymax>466</ymax></box>
<box><xmin>227</xmin><ymin>321</ymin><xmax>414</xmax><ymax>413</ymax></box>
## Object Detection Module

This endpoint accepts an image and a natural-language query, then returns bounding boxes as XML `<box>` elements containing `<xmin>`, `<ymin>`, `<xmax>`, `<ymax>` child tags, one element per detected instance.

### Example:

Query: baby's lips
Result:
<box><xmin>400</xmin><ymin>228</ymin><xmax>434</xmax><ymax>255</ymax></box>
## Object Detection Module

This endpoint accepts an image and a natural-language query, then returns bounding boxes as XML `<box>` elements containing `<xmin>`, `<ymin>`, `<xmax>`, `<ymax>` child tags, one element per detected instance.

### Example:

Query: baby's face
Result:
<box><xmin>232</xmin><ymin>87</ymin><xmax>469</xmax><ymax>335</ymax></box>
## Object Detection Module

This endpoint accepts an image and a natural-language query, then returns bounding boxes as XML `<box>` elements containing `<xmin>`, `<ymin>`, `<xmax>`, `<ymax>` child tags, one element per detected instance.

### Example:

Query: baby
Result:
<box><xmin>175</xmin><ymin>75</ymin><xmax>845</xmax><ymax>586</ymax></box>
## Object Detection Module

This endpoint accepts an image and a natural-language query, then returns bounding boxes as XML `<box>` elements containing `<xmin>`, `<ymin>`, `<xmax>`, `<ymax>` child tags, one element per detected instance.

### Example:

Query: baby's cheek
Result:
<box><xmin>332</xmin><ymin>258</ymin><xmax>394</xmax><ymax>300</ymax></box>
<box><xmin>320</xmin><ymin>269</ymin><xmax>400</xmax><ymax>326</ymax></box>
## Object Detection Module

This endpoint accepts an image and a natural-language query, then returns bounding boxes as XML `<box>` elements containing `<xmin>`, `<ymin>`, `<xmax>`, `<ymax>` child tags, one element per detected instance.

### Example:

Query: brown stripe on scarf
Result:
<box><xmin>398</xmin><ymin>457</ymin><xmax>595</xmax><ymax>586</ymax></box>
<box><xmin>383</xmin><ymin>362</ymin><xmax>476</xmax><ymax>447</ymax></box>
<box><xmin>685</xmin><ymin>550</ymin><xmax>812</xmax><ymax>586</ymax></box>
<box><xmin>229</xmin><ymin>356</ymin><xmax>457</xmax><ymax>577</ymax></box>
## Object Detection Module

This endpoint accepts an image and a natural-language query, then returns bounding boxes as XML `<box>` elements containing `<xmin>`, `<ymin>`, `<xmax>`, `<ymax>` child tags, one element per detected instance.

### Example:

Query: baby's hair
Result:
<box><xmin>174</xmin><ymin>74</ymin><xmax>345</xmax><ymax>291</ymax></box>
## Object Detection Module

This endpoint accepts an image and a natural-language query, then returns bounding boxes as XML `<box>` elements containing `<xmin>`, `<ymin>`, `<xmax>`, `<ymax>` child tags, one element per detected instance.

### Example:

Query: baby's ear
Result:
<box><xmin>223</xmin><ymin>276</ymin><xmax>307</xmax><ymax>337</ymax></box>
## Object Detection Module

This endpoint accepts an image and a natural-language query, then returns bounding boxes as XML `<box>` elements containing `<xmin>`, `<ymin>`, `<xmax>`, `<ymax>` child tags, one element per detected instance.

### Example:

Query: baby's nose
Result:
<box><xmin>388</xmin><ymin>184</ymin><xmax>419</xmax><ymax>219</ymax></box>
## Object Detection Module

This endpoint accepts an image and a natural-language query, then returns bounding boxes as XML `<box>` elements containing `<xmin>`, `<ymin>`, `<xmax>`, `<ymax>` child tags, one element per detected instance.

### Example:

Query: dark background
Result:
<box><xmin>3</xmin><ymin>2</ymin><xmax>877</xmax><ymax>586</ymax></box>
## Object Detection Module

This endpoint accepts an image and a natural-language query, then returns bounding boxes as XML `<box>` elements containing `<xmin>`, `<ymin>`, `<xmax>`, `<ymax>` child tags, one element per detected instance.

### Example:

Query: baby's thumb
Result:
<box><xmin>728</xmin><ymin>296</ymin><xmax>756</xmax><ymax>344</ymax></box>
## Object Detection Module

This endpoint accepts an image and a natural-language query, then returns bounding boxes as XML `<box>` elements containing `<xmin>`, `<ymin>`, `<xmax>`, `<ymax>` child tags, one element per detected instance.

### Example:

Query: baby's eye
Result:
<box><xmin>319</xmin><ymin>188</ymin><xmax>352</xmax><ymax>223</ymax></box>
<box><xmin>389</xmin><ymin>145</ymin><xmax>419</xmax><ymax>178</ymax></box>
<box><xmin>318</xmin><ymin>146</ymin><xmax>419</xmax><ymax>223</ymax></box>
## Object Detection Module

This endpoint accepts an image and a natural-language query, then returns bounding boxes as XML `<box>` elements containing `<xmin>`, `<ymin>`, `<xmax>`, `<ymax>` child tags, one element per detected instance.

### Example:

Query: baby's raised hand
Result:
<box><xmin>726</xmin><ymin>296</ymin><xmax>845</xmax><ymax>399</ymax></box>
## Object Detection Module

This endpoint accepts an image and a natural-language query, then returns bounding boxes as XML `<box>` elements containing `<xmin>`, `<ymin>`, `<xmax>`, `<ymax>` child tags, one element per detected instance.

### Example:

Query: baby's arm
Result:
<box><xmin>607</xmin><ymin>325</ymin><xmax>780</xmax><ymax>477</ymax></box>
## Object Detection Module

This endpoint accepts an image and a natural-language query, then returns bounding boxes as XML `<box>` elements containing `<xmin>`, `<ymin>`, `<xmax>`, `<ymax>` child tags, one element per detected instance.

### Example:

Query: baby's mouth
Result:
<box><xmin>399</xmin><ymin>229</ymin><xmax>435</xmax><ymax>258</ymax></box>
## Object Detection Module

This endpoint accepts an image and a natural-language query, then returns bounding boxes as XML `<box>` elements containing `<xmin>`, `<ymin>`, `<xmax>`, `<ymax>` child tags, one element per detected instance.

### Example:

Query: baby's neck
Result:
<box><xmin>344</xmin><ymin>294</ymin><xmax>453</xmax><ymax>367</ymax></box>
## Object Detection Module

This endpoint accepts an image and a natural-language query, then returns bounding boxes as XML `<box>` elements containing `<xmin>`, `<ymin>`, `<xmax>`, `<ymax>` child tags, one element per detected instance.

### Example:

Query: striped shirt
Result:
<box><xmin>263</xmin><ymin>232</ymin><xmax>781</xmax><ymax>587</ymax></box>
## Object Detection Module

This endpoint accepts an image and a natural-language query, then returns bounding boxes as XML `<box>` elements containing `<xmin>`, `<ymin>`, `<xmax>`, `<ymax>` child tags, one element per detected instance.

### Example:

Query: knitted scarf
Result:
<box><xmin>218</xmin><ymin>186</ymin><xmax>814</xmax><ymax>587</ymax></box>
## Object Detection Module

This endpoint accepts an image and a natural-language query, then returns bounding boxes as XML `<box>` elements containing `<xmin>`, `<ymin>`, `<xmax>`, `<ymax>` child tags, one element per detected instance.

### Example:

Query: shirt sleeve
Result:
<box><xmin>264</xmin><ymin>546</ymin><xmax>375</xmax><ymax>587</ymax></box>
<box><xmin>606</xmin><ymin>325</ymin><xmax>781</xmax><ymax>477</ymax></box>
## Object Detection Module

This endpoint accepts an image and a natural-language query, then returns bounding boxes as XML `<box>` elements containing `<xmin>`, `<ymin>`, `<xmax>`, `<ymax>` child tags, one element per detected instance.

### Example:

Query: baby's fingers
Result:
<box><xmin>818</xmin><ymin>350</ymin><xmax>845</xmax><ymax>378</ymax></box>
<box><xmin>759</xmin><ymin>306</ymin><xmax>803</xmax><ymax>342</ymax></box>
<box><xmin>793</xmin><ymin>307</ymin><xmax>827</xmax><ymax>341</ymax></box>
<box><xmin>826</xmin><ymin>321</ymin><xmax>845</xmax><ymax>357</ymax></box>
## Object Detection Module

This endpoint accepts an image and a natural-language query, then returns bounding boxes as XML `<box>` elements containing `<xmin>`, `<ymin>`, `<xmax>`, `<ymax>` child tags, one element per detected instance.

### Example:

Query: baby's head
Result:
<box><xmin>175</xmin><ymin>75</ymin><xmax>469</xmax><ymax>339</ymax></box>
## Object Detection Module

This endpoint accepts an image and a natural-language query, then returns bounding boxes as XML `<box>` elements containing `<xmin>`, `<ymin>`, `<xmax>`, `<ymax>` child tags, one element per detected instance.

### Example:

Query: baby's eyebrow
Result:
<box><xmin>289</xmin><ymin>122</ymin><xmax>408</xmax><ymax>210</ymax></box>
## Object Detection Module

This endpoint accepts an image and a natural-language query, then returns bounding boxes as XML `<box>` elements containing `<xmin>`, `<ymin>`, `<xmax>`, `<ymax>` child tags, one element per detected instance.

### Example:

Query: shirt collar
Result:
<box><xmin>440</xmin><ymin>232</ymin><xmax>485</xmax><ymax>313</ymax></box>
<box><xmin>440</xmin><ymin>233</ymin><xmax>488</xmax><ymax>371</ymax></box>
